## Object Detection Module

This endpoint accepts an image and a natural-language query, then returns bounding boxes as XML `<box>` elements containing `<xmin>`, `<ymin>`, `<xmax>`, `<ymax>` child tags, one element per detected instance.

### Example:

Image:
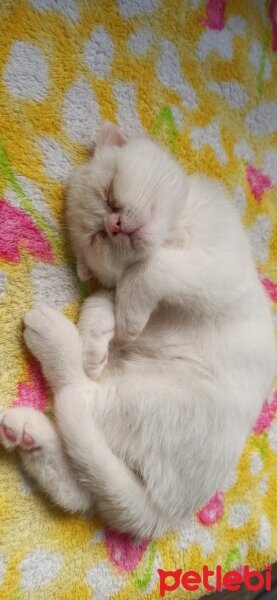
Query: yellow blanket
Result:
<box><xmin>0</xmin><ymin>1</ymin><xmax>276</xmax><ymax>598</ymax></box>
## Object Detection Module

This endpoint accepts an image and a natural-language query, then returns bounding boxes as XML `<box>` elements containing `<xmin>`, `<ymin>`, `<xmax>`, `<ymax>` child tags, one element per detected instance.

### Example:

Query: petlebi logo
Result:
<box><xmin>158</xmin><ymin>564</ymin><xmax>272</xmax><ymax>596</ymax></box>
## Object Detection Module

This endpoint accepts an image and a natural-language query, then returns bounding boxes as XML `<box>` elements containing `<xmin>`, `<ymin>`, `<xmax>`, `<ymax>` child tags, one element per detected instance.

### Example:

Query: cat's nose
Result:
<box><xmin>105</xmin><ymin>215</ymin><xmax>122</xmax><ymax>236</ymax></box>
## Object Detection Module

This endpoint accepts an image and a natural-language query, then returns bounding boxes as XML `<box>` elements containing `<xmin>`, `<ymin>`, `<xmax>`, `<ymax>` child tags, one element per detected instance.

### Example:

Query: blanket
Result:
<box><xmin>0</xmin><ymin>1</ymin><xmax>276</xmax><ymax>598</ymax></box>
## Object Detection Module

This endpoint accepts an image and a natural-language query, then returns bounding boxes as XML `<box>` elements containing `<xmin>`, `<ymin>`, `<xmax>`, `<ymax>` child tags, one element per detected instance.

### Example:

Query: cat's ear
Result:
<box><xmin>76</xmin><ymin>256</ymin><xmax>92</xmax><ymax>282</ymax></box>
<box><xmin>96</xmin><ymin>121</ymin><xmax>127</xmax><ymax>149</ymax></box>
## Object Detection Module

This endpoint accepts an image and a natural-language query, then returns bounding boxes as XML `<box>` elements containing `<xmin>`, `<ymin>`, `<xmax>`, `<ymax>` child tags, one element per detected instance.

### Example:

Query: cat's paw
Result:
<box><xmin>0</xmin><ymin>406</ymin><xmax>55</xmax><ymax>452</ymax></box>
<box><xmin>115</xmin><ymin>278</ymin><xmax>152</xmax><ymax>344</ymax></box>
<box><xmin>77</xmin><ymin>293</ymin><xmax>115</xmax><ymax>379</ymax></box>
<box><xmin>115</xmin><ymin>304</ymin><xmax>150</xmax><ymax>344</ymax></box>
<box><xmin>81</xmin><ymin>312</ymin><xmax>114</xmax><ymax>379</ymax></box>
<box><xmin>24</xmin><ymin>304</ymin><xmax>79</xmax><ymax>355</ymax></box>
<box><xmin>82</xmin><ymin>335</ymin><xmax>110</xmax><ymax>379</ymax></box>
<box><xmin>24</xmin><ymin>305</ymin><xmax>83</xmax><ymax>388</ymax></box>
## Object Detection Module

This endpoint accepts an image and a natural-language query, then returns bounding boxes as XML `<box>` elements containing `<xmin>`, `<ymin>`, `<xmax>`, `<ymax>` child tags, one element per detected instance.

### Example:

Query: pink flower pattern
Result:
<box><xmin>246</xmin><ymin>166</ymin><xmax>272</xmax><ymax>203</ymax></box>
<box><xmin>12</xmin><ymin>358</ymin><xmax>48</xmax><ymax>412</ymax></box>
<box><xmin>204</xmin><ymin>0</ymin><xmax>225</xmax><ymax>31</ymax></box>
<box><xmin>0</xmin><ymin>199</ymin><xmax>52</xmax><ymax>263</ymax></box>
<box><xmin>197</xmin><ymin>491</ymin><xmax>224</xmax><ymax>526</ymax></box>
<box><xmin>261</xmin><ymin>277</ymin><xmax>277</xmax><ymax>302</ymax></box>
<box><xmin>253</xmin><ymin>391</ymin><xmax>277</xmax><ymax>435</ymax></box>
<box><xmin>104</xmin><ymin>528</ymin><xmax>149</xmax><ymax>573</ymax></box>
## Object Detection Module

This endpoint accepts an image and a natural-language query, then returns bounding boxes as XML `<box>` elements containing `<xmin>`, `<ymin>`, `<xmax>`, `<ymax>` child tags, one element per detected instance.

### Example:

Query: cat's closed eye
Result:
<box><xmin>107</xmin><ymin>183</ymin><xmax>120</xmax><ymax>212</ymax></box>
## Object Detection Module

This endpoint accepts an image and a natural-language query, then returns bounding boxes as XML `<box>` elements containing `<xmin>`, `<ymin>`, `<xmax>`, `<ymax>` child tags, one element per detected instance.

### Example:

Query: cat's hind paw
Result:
<box><xmin>0</xmin><ymin>406</ymin><xmax>55</xmax><ymax>452</ymax></box>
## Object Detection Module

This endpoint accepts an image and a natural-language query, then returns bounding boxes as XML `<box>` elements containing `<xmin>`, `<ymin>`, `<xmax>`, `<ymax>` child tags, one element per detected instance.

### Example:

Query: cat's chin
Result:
<box><xmin>111</xmin><ymin>232</ymin><xmax>148</xmax><ymax>254</ymax></box>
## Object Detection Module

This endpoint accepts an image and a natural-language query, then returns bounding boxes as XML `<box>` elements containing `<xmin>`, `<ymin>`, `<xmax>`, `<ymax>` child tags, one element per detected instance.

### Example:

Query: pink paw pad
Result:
<box><xmin>0</xmin><ymin>421</ymin><xmax>37</xmax><ymax>450</ymax></box>
<box><xmin>22</xmin><ymin>432</ymin><xmax>35</xmax><ymax>448</ymax></box>
<box><xmin>2</xmin><ymin>425</ymin><xmax>17</xmax><ymax>442</ymax></box>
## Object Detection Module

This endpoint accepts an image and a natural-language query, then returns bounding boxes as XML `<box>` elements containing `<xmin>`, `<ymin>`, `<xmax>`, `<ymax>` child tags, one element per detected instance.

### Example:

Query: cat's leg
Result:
<box><xmin>23</xmin><ymin>304</ymin><xmax>85</xmax><ymax>391</ymax></box>
<box><xmin>0</xmin><ymin>405</ymin><xmax>92</xmax><ymax>513</ymax></box>
<box><xmin>54</xmin><ymin>383</ymin><xmax>164</xmax><ymax>538</ymax></box>
<box><xmin>23</xmin><ymin>304</ymin><xmax>163</xmax><ymax>537</ymax></box>
<box><xmin>77</xmin><ymin>290</ymin><xmax>115</xmax><ymax>379</ymax></box>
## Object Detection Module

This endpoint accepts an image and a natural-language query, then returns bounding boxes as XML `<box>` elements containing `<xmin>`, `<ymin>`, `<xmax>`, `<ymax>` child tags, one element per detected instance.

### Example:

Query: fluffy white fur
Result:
<box><xmin>0</xmin><ymin>123</ymin><xmax>275</xmax><ymax>539</ymax></box>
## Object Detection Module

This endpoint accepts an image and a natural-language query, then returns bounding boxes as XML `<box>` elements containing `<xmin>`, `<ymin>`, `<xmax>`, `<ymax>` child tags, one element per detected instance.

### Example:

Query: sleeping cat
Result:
<box><xmin>0</xmin><ymin>123</ymin><xmax>275</xmax><ymax>538</ymax></box>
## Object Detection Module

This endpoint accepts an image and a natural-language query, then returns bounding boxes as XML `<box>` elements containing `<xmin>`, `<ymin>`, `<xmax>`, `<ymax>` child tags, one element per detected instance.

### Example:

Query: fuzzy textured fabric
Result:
<box><xmin>0</xmin><ymin>1</ymin><xmax>277</xmax><ymax>598</ymax></box>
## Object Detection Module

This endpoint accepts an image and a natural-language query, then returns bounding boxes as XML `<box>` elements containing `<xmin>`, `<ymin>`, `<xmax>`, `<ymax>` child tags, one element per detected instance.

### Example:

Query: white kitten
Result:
<box><xmin>0</xmin><ymin>123</ymin><xmax>275</xmax><ymax>539</ymax></box>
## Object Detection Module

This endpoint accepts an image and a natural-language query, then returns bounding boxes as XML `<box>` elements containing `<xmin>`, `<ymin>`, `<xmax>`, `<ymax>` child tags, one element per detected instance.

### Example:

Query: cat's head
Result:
<box><xmin>67</xmin><ymin>122</ymin><xmax>187</xmax><ymax>287</ymax></box>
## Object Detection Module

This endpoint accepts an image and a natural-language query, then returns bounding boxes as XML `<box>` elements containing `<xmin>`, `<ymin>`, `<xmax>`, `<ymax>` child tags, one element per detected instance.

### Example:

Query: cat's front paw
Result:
<box><xmin>115</xmin><ymin>305</ymin><xmax>150</xmax><ymax>344</ymax></box>
<box><xmin>115</xmin><ymin>274</ymin><xmax>154</xmax><ymax>344</ymax></box>
<box><xmin>82</xmin><ymin>336</ymin><xmax>109</xmax><ymax>379</ymax></box>
<box><xmin>77</xmin><ymin>295</ymin><xmax>115</xmax><ymax>379</ymax></box>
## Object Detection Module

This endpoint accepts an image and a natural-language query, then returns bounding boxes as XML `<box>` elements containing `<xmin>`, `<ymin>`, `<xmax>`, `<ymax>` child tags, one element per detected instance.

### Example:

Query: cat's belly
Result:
<box><xmin>129</xmin><ymin>302</ymin><xmax>199</xmax><ymax>356</ymax></box>
<box><xmin>120</xmin><ymin>302</ymin><xmax>216</xmax><ymax>376</ymax></box>
<box><xmin>109</xmin><ymin>299</ymin><xmax>275</xmax><ymax>418</ymax></box>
